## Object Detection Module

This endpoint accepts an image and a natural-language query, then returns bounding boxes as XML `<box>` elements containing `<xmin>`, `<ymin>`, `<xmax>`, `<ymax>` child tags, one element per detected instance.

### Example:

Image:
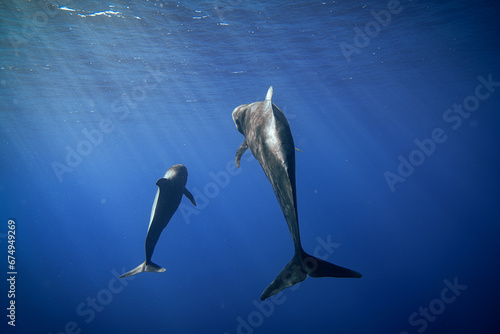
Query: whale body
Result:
<box><xmin>232</xmin><ymin>86</ymin><xmax>361</xmax><ymax>300</ymax></box>
<box><xmin>119</xmin><ymin>164</ymin><xmax>196</xmax><ymax>278</ymax></box>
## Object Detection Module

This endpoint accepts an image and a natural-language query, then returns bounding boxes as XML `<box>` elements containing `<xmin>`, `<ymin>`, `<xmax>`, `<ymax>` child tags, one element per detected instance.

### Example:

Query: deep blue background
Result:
<box><xmin>1</xmin><ymin>1</ymin><xmax>500</xmax><ymax>333</ymax></box>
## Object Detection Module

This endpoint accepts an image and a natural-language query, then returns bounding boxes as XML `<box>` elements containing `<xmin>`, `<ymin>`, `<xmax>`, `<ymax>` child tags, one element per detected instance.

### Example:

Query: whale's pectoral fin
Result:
<box><xmin>235</xmin><ymin>139</ymin><xmax>248</xmax><ymax>168</ymax></box>
<box><xmin>260</xmin><ymin>253</ymin><xmax>307</xmax><ymax>301</ymax></box>
<box><xmin>119</xmin><ymin>261</ymin><xmax>166</xmax><ymax>279</ymax></box>
<box><xmin>294</xmin><ymin>147</ymin><xmax>303</xmax><ymax>152</ymax></box>
<box><xmin>184</xmin><ymin>188</ymin><xmax>196</xmax><ymax>206</ymax></box>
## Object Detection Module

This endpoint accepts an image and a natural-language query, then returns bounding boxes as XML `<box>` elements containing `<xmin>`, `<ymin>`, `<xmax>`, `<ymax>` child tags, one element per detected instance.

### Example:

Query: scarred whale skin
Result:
<box><xmin>232</xmin><ymin>86</ymin><xmax>361</xmax><ymax>300</ymax></box>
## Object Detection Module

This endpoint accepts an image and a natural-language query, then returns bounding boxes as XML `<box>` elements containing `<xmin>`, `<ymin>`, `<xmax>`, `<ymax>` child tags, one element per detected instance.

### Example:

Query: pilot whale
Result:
<box><xmin>119</xmin><ymin>164</ymin><xmax>196</xmax><ymax>278</ymax></box>
<box><xmin>232</xmin><ymin>86</ymin><xmax>361</xmax><ymax>300</ymax></box>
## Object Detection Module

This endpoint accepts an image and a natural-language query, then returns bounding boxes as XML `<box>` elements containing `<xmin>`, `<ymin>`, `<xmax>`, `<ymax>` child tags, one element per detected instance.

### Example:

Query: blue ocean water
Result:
<box><xmin>1</xmin><ymin>0</ymin><xmax>500</xmax><ymax>333</ymax></box>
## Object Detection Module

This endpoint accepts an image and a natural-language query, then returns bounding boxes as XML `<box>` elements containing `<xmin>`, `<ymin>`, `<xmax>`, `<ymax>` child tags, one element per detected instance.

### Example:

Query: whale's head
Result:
<box><xmin>232</xmin><ymin>87</ymin><xmax>274</xmax><ymax>136</ymax></box>
<box><xmin>158</xmin><ymin>164</ymin><xmax>188</xmax><ymax>187</ymax></box>
<box><xmin>232</xmin><ymin>104</ymin><xmax>248</xmax><ymax>135</ymax></box>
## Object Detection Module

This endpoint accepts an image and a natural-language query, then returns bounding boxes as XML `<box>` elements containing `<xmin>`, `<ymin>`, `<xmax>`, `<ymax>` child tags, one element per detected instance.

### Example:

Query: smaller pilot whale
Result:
<box><xmin>232</xmin><ymin>87</ymin><xmax>361</xmax><ymax>300</ymax></box>
<box><xmin>119</xmin><ymin>164</ymin><xmax>196</xmax><ymax>278</ymax></box>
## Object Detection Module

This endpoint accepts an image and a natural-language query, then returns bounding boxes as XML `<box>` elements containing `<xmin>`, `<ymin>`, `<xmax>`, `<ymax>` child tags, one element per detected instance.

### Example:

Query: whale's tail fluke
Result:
<box><xmin>118</xmin><ymin>261</ymin><xmax>166</xmax><ymax>278</ymax></box>
<box><xmin>302</xmin><ymin>250</ymin><xmax>362</xmax><ymax>279</ymax></box>
<box><xmin>260</xmin><ymin>250</ymin><xmax>361</xmax><ymax>300</ymax></box>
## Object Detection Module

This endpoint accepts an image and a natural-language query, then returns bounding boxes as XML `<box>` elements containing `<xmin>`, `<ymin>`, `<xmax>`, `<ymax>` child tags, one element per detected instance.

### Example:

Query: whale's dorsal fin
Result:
<box><xmin>265</xmin><ymin>86</ymin><xmax>273</xmax><ymax>102</ymax></box>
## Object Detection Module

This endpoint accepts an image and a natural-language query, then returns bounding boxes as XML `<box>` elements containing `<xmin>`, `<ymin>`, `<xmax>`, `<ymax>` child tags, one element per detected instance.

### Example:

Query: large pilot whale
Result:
<box><xmin>119</xmin><ymin>164</ymin><xmax>196</xmax><ymax>278</ymax></box>
<box><xmin>232</xmin><ymin>86</ymin><xmax>361</xmax><ymax>300</ymax></box>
